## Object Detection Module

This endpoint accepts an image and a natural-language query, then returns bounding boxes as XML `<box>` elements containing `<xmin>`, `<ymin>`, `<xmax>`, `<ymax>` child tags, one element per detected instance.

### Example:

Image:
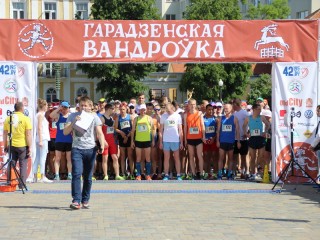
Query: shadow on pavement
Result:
<box><xmin>236</xmin><ymin>217</ymin><xmax>310</xmax><ymax>223</ymax></box>
<box><xmin>273</xmin><ymin>183</ymin><xmax>320</xmax><ymax>204</ymax></box>
<box><xmin>0</xmin><ymin>205</ymin><xmax>70</xmax><ymax>210</ymax></box>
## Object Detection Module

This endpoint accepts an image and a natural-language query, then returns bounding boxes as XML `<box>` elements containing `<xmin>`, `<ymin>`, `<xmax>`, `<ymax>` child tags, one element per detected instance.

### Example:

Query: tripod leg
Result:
<box><xmin>272</xmin><ymin>159</ymin><xmax>292</xmax><ymax>191</ymax></box>
<box><xmin>11</xmin><ymin>164</ymin><xmax>28</xmax><ymax>194</ymax></box>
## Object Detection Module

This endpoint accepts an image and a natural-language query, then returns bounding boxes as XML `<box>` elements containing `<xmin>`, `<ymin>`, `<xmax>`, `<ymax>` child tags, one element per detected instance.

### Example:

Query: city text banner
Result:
<box><xmin>0</xmin><ymin>62</ymin><xmax>37</xmax><ymax>182</ymax></box>
<box><xmin>0</xmin><ymin>20</ymin><xmax>317</xmax><ymax>63</ymax></box>
<box><xmin>272</xmin><ymin>62</ymin><xmax>318</xmax><ymax>183</ymax></box>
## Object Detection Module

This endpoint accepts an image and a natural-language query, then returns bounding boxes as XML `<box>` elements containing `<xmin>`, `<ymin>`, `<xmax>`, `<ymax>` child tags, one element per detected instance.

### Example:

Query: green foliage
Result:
<box><xmin>91</xmin><ymin>0</ymin><xmax>160</xmax><ymax>20</ymax></box>
<box><xmin>247</xmin><ymin>74</ymin><xmax>272</xmax><ymax>105</ymax></box>
<box><xmin>180</xmin><ymin>63</ymin><xmax>251</xmax><ymax>102</ymax></box>
<box><xmin>180</xmin><ymin>0</ymin><xmax>251</xmax><ymax>102</ymax></box>
<box><xmin>247</xmin><ymin>0</ymin><xmax>290</xmax><ymax>20</ymax></box>
<box><xmin>186</xmin><ymin>0</ymin><xmax>242</xmax><ymax>20</ymax></box>
<box><xmin>77</xmin><ymin>0</ymin><xmax>160</xmax><ymax>100</ymax></box>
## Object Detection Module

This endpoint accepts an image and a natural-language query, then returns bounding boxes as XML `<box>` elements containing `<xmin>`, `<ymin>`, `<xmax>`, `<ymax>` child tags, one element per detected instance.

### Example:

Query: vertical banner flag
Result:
<box><xmin>0</xmin><ymin>62</ymin><xmax>37</xmax><ymax>182</ymax></box>
<box><xmin>272</xmin><ymin>62</ymin><xmax>318</xmax><ymax>183</ymax></box>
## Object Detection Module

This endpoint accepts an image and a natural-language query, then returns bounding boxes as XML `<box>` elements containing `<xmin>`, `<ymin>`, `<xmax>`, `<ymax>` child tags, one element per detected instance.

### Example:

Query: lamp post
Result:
<box><xmin>218</xmin><ymin>79</ymin><xmax>223</xmax><ymax>102</ymax></box>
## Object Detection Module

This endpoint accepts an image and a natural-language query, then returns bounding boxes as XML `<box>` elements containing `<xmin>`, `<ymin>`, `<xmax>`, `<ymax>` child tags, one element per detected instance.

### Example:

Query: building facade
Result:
<box><xmin>239</xmin><ymin>0</ymin><xmax>320</xmax><ymax>19</ymax></box>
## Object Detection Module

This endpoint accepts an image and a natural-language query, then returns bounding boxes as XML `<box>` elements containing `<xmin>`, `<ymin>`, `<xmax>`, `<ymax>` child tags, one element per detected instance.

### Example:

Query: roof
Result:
<box><xmin>306</xmin><ymin>8</ymin><xmax>320</xmax><ymax>19</ymax></box>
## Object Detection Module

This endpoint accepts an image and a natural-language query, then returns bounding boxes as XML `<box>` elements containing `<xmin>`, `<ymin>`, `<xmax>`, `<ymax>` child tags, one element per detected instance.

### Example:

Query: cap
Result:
<box><xmin>261</xmin><ymin>109</ymin><xmax>272</xmax><ymax>118</ymax></box>
<box><xmin>216</xmin><ymin>102</ymin><xmax>223</xmax><ymax>107</ymax></box>
<box><xmin>247</xmin><ymin>104</ymin><xmax>252</xmax><ymax>110</ymax></box>
<box><xmin>139</xmin><ymin>104</ymin><xmax>147</xmax><ymax>110</ymax></box>
<box><xmin>99</xmin><ymin>98</ymin><xmax>106</xmax><ymax>103</ymax></box>
<box><xmin>184</xmin><ymin>100</ymin><xmax>188</xmax><ymax>104</ymax></box>
<box><xmin>210</xmin><ymin>102</ymin><xmax>216</xmax><ymax>107</ymax></box>
<box><xmin>114</xmin><ymin>100</ymin><xmax>121</xmax><ymax>104</ymax></box>
<box><xmin>257</xmin><ymin>97</ymin><xmax>264</xmax><ymax>102</ymax></box>
<box><xmin>61</xmin><ymin>101</ymin><xmax>70</xmax><ymax>108</ymax></box>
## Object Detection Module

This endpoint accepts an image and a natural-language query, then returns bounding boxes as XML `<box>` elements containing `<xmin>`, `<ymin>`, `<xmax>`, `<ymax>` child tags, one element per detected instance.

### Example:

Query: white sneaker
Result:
<box><xmin>26</xmin><ymin>177</ymin><xmax>34</xmax><ymax>183</ymax></box>
<box><xmin>41</xmin><ymin>177</ymin><xmax>53</xmax><ymax>183</ymax></box>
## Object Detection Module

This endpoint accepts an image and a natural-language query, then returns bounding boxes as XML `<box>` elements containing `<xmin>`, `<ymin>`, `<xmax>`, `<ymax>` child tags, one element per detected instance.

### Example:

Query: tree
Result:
<box><xmin>180</xmin><ymin>0</ymin><xmax>252</xmax><ymax>102</ymax></box>
<box><xmin>77</xmin><ymin>0</ymin><xmax>160</xmax><ymax>100</ymax></box>
<box><xmin>247</xmin><ymin>74</ymin><xmax>272</xmax><ymax>105</ymax></box>
<box><xmin>247</xmin><ymin>0</ymin><xmax>291</xmax><ymax>20</ymax></box>
<box><xmin>246</xmin><ymin>0</ymin><xmax>290</xmax><ymax>104</ymax></box>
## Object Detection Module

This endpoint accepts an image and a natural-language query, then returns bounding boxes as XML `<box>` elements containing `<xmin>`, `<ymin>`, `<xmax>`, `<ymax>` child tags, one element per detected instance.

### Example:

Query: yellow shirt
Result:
<box><xmin>4</xmin><ymin>112</ymin><xmax>32</xmax><ymax>147</ymax></box>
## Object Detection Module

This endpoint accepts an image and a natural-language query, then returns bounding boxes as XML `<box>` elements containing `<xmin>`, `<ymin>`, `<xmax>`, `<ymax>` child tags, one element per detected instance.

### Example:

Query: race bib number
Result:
<box><xmin>222</xmin><ymin>125</ymin><xmax>232</xmax><ymax>132</ymax></box>
<box><xmin>251</xmin><ymin>129</ymin><xmax>260</xmax><ymax>136</ymax></box>
<box><xmin>107</xmin><ymin>127</ymin><xmax>114</xmax><ymax>134</ymax></box>
<box><xmin>52</xmin><ymin>121</ymin><xmax>57</xmax><ymax>129</ymax></box>
<box><xmin>138</xmin><ymin>124</ymin><xmax>147</xmax><ymax>132</ymax></box>
<box><xmin>167</xmin><ymin>120</ymin><xmax>176</xmax><ymax>127</ymax></box>
<box><xmin>59</xmin><ymin>123</ymin><xmax>65</xmax><ymax>130</ymax></box>
<box><xmin>205</xmin><ymin>126</ymin><xmax>215</xmax><ymax>134</ymax></box>
<box><xmin>189</xmin><ymin>127</ymin><xmax>199</xmax><ymax>134</ymax></box>
<box><xmin>120</xmin><ymin>121</ymin><xmax>130</xmax><ymax>129</ymax></box>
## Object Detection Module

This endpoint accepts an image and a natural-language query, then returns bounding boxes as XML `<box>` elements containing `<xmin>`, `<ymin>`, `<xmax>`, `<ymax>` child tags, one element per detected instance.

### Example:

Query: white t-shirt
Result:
<box><xmin>233</xmin><ymin>109</ymin><xmax>249</xmax><ymax>140</ymax></box>
<box><xmin>160</xmin><ymin>112</ymin><xmax>182</xmax><ymax>142</ymax></box>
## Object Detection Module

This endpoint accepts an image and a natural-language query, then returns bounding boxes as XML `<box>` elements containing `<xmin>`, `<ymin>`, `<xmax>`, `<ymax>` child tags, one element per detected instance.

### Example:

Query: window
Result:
<box><xmin>165</xmin><ymin>14</ymin><xmax>176</xmax><ymax>20</ymax></box>
<box><xmin>44</xmin><ymin>2</ymin><xmax>57</xmax><ymax>19</ymax></box>
<box><xmin>46</xmin><ymin>88</ymin><xmax>57</xmax><ymax>103</ymax></box>
<box><xmin>76</xmin><ymin>3</ymin><xmax>89</xmax><ymax>19</ymax></box>
<box><xmin>151</xmin><ymin>89</ymin><xmax>165</xmax><ymax>100</ymax></box>
<box><xmin>296</xmin><ymin>10</ymin><xmax>309</xmax><ymax>19</ymax></box>
<box><xmin>77</xmin><ymin>87</ymin><xmax>88</xmax><ymax>97</ymax></box>
<box><xmin>45</xmin><ymin>63</ymin><xmax>55</xmax><ymax>77</ymax></box>
<box><xmin>12</xmin><ymin>2</ymin><xmax>25</xmax><ymax>19</ymax></box>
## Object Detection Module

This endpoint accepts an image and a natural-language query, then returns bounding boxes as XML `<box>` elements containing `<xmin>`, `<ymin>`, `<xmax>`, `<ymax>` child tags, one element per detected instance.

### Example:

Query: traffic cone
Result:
<box><xmin>262</xmin><ymin>165</ymin><xmax>270</xmax><ymax>184</ymax></box>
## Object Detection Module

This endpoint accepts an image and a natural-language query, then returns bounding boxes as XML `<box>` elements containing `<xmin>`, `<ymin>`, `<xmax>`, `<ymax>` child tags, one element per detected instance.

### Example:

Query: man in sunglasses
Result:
<box><xmin>50</xmin><ymin>101</ymin><xmax>73</xmax><ymax>180</ymax></box>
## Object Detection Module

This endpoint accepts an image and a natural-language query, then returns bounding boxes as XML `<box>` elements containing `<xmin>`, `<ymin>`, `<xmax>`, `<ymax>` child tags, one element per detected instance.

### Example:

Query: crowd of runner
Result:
<box><xmin>32</xmin><ymin>94</ymin><xmax>273</xmax><ymax>182</ymax></box>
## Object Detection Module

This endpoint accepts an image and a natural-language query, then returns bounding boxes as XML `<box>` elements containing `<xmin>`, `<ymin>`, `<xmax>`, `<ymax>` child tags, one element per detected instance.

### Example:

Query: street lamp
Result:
<box><xmin>218</xmin><ymin>79</ymin><xmax>223</xmax><ymax>102</ymax></box>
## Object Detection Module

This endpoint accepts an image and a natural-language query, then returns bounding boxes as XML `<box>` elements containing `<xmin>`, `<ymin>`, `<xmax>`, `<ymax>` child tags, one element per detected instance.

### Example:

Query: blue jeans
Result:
<box><xmin>71</xmin><ymin>147</ymin><xmax>97</xmax><ymax>204</ymax></box>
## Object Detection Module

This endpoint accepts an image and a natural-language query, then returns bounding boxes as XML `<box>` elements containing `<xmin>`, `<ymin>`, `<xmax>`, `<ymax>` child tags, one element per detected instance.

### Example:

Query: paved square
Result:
<box><xmin>0</xmin><ymin>181</ymin><xmax>319</xmax><ymax>240</ymax></box>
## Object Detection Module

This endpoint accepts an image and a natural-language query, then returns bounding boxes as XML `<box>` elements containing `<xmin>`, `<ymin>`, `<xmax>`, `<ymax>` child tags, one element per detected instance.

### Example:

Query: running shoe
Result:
<box><xmin>202</xmin><ymin>173</ymin><xmax>208</xmax><ymax>180</ymax></box>
<box><xmin>130</xmin><ymin>175</ymin><xmax>135</xmax><ymax>180</ymax></box>
<box><xmin>176</xmin><ymin>175</ymin><xmax>182</xmax><ymax>181</ymax></box>
<box><xmin>67</xmin><ymin>174</ymin><xmax>72</xmax><ymax>180</ymax></box>
<box><xmin>255</xmin><ymin>174</ymin><xmax>262</xmax><ymax>181</ymax></box>
<box><xmin>163</xmin><ymin>175</ymin><xmax>169</xmax><ymax>181</ymax></box>
<box><xmin>41</xmin><ymin>177</ymin><xmax>53</xmax><ymax>183</ymax></box>
<box><xmin>248</xmin><ymin>174</ymin><xmax>256</xmax><ymax>181</ymax></box>
<box><xmin>103</xmin><ymin>175</ymin><xmax>109</xmax><ymax>181</ymax></box>
<box><xmin>53</xmin><ymin>174</ymin><xmax>60</xmax><ymax>181</ymax></box>
<box><xmin>146</xmin><ymin>175</ymin><xmax>152</xmax><ymax>181</ymax></box>
<box><xmin>115</xmin><ymin>175</ymin><xmax>125</xmax><ymax>180</ymax></box>
<box><xmin>70</xmin><ymin>202</ymin><xmax>81</xmax><ymax>210</ymax></box>
<box><xmin>135</xmin><ymin>175</ymin><xmax>141</xmax><ymax>181</ymax></box>
<box><xmin>82</xmin><ymin>202</ymin><xmax>90</xmax><ymax>209</ymax></box>
<box><xmin>92</xmin><ymin>176</ymin><xmax>96</xmax><ymax>181</ymax></box>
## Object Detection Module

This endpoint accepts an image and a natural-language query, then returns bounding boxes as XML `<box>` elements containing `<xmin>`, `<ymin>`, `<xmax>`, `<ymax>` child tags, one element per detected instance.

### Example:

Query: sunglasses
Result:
<box><xmin>154</xmin><ymin>108</ymin><xmax>161</xmax><ymax>111</ymax></box>
<box><xmin>129</xmin><ymin>106</ymin><xmax>135</xmax><ymax>109</ymax></box>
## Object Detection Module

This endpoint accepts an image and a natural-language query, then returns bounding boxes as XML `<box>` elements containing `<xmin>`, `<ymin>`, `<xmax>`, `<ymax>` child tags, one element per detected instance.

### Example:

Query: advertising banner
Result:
<box><xmin>0</xmin><ymin>62</ymin><xmax>37</xmax><ymax>182</ymax></box>
<box><xmin>272</xmin><ymin>62</ymin><xmax>318</xmax><ymax>183</ymax></box>
<box><xmin>0</xmin><ymin>20</ymin><xmax>317</xmax><ymax>63</ymax></box>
